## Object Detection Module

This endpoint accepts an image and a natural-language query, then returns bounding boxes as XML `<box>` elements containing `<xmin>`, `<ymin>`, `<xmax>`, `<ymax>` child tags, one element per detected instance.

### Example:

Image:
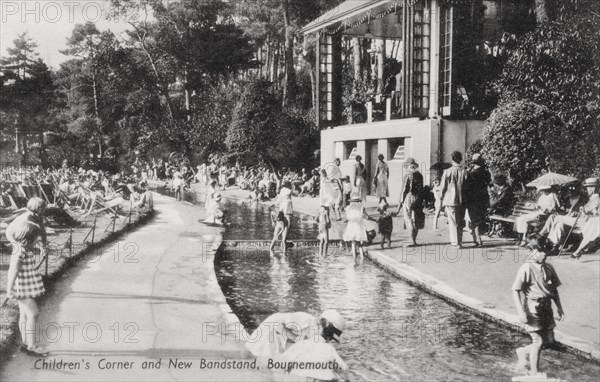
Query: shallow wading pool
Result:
<box><xmin>213</xmin><ymin>199</ymin><xmax>599</xmax><ymax>381</ymax></box>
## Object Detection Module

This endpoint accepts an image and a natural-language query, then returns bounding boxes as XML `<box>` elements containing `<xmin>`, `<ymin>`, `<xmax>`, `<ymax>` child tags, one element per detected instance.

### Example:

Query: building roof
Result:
<box><xmin>301</xmin><ymin>0</ymin><xmax>476</xmax><ymax>35</ymax></box>
<box><xmin>301</xmin><ymin>0</ymin><xmax>397</xmax><ymax>35</ymax></box>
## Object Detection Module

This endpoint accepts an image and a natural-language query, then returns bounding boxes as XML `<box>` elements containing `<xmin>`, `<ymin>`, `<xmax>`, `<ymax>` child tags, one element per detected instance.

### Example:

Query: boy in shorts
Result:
<box><xmin>512</xmin><ymin>238</ymin><xmax>564</xmax><ymax>375</ymax></box>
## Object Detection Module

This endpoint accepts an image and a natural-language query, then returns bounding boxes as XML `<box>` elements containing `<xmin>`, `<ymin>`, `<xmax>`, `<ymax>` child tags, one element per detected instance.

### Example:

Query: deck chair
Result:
<box><xmin>90</xmin><ymin>195</ymin><xmax>124</xmax><ymax>215</ymax></box>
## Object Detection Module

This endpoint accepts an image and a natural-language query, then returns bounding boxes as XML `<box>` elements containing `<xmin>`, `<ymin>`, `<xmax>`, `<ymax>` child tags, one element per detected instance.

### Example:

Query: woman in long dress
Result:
<box><xmin>354</xmin><ymin>155</ymin><xmax>368</xmax><ymax>203</ymax></box>
<box><xmin>373</xmin><ymin>154</ymin><xmax>389</xmax><ymax>204</ymax></box>
<box><xmin>5</xmin><ymin>197</ymin><xmax>49</xmax><ymax>356</ymax></box>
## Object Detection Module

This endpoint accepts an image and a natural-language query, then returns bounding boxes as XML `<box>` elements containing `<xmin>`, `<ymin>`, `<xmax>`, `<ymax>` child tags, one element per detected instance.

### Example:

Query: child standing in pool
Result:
<box><xmin>512</xmin><ymin>238</ymin><xmax>564</xmax><ymax>376</ymax></box>
<box><xmin>343</xmin><ymin>191</ymin><xmax>369</xmax><ymax>262</ymax></box>
<box><xmin>270</xmin><ymin>211</ymin><xmax>289</xmax><ymax>254</ymax></box>
<box><xmin>317</xmin><ymin>205</ymin><xmax>331</xmax><ymax>256</ymax></box>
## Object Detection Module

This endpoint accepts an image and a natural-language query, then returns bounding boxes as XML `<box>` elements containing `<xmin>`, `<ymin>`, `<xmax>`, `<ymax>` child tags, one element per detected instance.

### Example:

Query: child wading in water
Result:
<box><xmin>270</xmin><ymin>211</ymin><xmax>289</xmax><ymax>255</ymax></box>
<box><xmin>512</xmin><ymin>238</ymin><xmax>564</xmax><ymax>376</ymax></box>
<box><xmin>343</xmin><ymin>191</ymin><xmax>369</xmax><ymax>263</ymax></box>
<box><xmin>317</xmin><ymin>205</ymin><xmax>331</xmax><ymax>256</ymax></box>
<box><xmin>377</xmin><ymin>203</ymin><xmax>393</xmax><ymax>249</ymax></box>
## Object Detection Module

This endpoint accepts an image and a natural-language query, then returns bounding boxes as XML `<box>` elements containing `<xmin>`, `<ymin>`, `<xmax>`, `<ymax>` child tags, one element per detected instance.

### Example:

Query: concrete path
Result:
<box><xmin>1</xmin><ymin>194</ymin><xmax>273</xmax><ymax>381</ymax></box>
<box><xmin>220</xmin><ymin>186</ymin><xmax>600</xmax><ymax>360</ymax></box>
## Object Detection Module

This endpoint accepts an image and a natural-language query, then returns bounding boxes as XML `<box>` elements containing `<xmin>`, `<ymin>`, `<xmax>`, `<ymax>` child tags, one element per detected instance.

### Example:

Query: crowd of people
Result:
<box><xmin>184</xmin><ymin>151</ymin><xmax>600</xmax><ymax>263</ymax></box>
<box><xmin>1</xmin><ymin>160</ymin><xmax>158</xmax><ymax>358</ymax></box>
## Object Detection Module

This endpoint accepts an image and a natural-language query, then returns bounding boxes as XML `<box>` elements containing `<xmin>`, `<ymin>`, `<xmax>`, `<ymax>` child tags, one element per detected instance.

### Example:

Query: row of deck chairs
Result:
<box><xmin>1</xmin><ymin>172</ymin><xmax>128</xmax><ymax>241</ymax></box>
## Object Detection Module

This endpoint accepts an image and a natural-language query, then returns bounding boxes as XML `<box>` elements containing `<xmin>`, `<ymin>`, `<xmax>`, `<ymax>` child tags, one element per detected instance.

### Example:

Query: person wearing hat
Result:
<box><xmin>489</xmin><ymin>174</ymin><xmax>513</xmax><ymax>217</ymax></box>
<box><xmin>463</xmin><ymin>154</ymin><xmax>491</xmax><ymax>247</ymax></box>
<box><xmin>395</xmin><ymin>157</ymin><xmax>424</xmax><ymax>246</ymax></box>
<box><xmin>440</xmin><ymin>151</ymin><xmax>467</xmax><ymax>248</ymax></box>
<box><xmin>202</xmin><ymin>192</ymin><xmax>225</xmax><ymax>225</ymax></box>
<box><xmin>515</xmin><ymin>184</ymin><xmax>561</xmax><ymax>246</ymax></box>
<box><xmin>541</xmin><ymin>178</ymin><xmax>600</xmax><ymax>255</ymax></box>
<box><xmin>571</xmin><ymin>180</ymin><xmax>600</xmax><ymax>258</ymax></box>
<box><xmin>247</xmin><ymin>310</ymin><xmax>349</xmax><ymax>381</ymax></box>
<box><xmin>343</xmin><ymin>190</ymin><xmax>369</xmax><ymax>261</ymax></box>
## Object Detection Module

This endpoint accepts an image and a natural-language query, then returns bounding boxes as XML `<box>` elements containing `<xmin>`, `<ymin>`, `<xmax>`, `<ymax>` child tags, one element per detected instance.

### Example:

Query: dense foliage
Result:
<box><xmin>483</xmin><ymin>0</ymin><xmax>600</xmax><ymax>182</ymax></box>
<box><xmin>481</xmin><ymin>100</ymin><xmax>564</xmax><ymax>187</ymax></box>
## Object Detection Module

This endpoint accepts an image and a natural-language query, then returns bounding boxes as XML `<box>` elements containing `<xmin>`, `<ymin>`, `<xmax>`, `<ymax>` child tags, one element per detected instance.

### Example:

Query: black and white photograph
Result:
<box><xmin>1</xmin><ymin>0</ymin><xmax>599</xmax><ymax>381</ymax></box>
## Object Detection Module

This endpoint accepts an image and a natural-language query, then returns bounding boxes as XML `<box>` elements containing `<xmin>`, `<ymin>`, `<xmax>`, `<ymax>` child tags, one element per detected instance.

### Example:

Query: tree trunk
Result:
<box><xmin>132</xmin><ymin>26</ymin><xmax>176</xmax><ymax>120</ymax></box>
<box><xmin>282</xmin><ymin>0</ymin><xmax>296</xmax><ymax>105</ymax></box>
<box><xmin>39</xmin><ymin>131</ymin><xmax>47</xmax><ymax>168</ymax></box>
<box><xmin>90</xmin><ymin>45</ymin><xmax>103</xmax><ymax>161</ymax></box>
<box><xmin>534</xmin><ymin>0</ymin><xmax>549</xmax><ymax>23</ymax></box>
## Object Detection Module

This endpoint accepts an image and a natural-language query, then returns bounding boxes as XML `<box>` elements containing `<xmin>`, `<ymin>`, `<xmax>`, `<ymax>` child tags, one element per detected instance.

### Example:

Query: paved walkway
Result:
<box><xmin>219</xmin><ymin>186</ymin><xmax>600</xmax><ymax>360</ymax></box>
<box><xmin>1</xmin><ymin>194</ymin><xmax>273</xmax><ymax>381</ymax></box>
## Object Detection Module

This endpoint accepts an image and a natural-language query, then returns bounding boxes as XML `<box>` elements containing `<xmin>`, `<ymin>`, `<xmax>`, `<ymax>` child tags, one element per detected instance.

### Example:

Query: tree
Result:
<box><xmin>226</xmin><ymin>80</ymin><xmax>281</xmax><ymax>167</ymax></box>
<box><xmin>226</xmin><ymin>79</ymin><xmax>318</xmax><ymax>171</ymax></box>
<box><xmin>481</xmin><ymin>100</ymin><xmax>565</xmax><ymax>187</ymax></box>
<box><xmin>61</xmin><ymin>22</ymin><xmax>106</xmax><ymax>159</ymax></box>
<box><xmin>493</xmin><ymin>2</ymin><xmax>600</xmax><ymax>179</ymax></box>
<box><xmin>0</xmin><ymin>34</ymin><xmax>55</xmax><ymax>165</ymax></box>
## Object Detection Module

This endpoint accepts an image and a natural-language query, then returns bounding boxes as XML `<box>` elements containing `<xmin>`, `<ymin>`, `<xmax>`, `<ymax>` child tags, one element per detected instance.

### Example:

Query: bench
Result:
<box><xmin>488</xmin><ymin>201</ymin><xmax>546</xmax><ymax>238</ymax></box>
<box><xmin>489</xmin><ymin>201</ymin><xmax>538</xmax><ymax>225</ymax></box>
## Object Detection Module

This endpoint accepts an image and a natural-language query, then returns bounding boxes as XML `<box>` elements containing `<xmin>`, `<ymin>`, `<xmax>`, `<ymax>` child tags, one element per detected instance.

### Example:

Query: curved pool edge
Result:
<box><xmin>187</xmin><ymin>185</ymin><xmax>599</xmax><ymax>364</ymax></box>
<box><xmin>150</xmin><ymin>188</ymin><xmax>280</xmax><ymax>380</ymax></box>
<box><xmin>216</xmin><ymin>189</ymin><xmax>599</xmax><ymax>362</ymax></box>
<box><xmin>364</xmin><ymin>249</ymin><xmax>600</xmax><ymax>362</ymax></box>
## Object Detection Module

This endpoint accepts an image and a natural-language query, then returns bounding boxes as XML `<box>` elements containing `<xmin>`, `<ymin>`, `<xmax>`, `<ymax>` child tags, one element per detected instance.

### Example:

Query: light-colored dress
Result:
<box><xmin>375</xmin><ymin>161</ymin><xmax>389</xmax><ymax>198</ymax></box>
<box><xmin>278</xmin><ymin>187</ymin><xmax>294</xmax><ymax>216</ymax></box>
<box><xmin>515</xmin><ymin>192</ymin><xmax>560</xmax><ymax>234</ymax></box>
<box><xmin>343</xmin><ymin>203</ymin><xmax>367</xmax><ymax>242</ymax></box>
<box><xmin>355</xmin><ymin>163</ymin><xmax>367</xmax><ymax>203</ymax></box>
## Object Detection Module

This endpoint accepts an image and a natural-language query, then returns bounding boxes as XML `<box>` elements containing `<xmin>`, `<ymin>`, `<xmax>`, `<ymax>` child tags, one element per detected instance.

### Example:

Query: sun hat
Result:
<box><xmin>320</xmin><ymin>309</ymin><xmax>345</xmax><ymax>333</ymax></box>
<box><xmin>404</xmin><ymin>157</ymin><xmax>416</xmax><ymax>166</ymax></box>
<box><xmin>583</xmin><ymin>178</ymin><xmax>600</xmax><ymax>188</ymax></box>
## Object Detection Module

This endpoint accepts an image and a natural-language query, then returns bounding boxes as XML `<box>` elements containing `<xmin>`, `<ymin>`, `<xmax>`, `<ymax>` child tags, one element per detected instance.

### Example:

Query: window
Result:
<box><xmin>440</xmin><ymin>6</ymin><xmax>453</xmax><ymax>116</ymax></box>
<box><xmin>389</xmin><ymin>138</ymin><xmax>405</xmax><ymax>161</ymax></box>
<box><xmin>319</xmin><ymin>35</ymin><xmax>334</xmax><ymax>123</ymax></box>
<box><xmin>413</xmin><ymin>1</ymin><xmax>431</xmax><ymax>112</ymax></box>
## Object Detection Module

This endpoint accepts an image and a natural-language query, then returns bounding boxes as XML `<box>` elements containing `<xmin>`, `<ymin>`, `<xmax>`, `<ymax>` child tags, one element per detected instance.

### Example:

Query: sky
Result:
<box><xmin>0</xmin><ymin>0</ymin><xmax>138</xmax><ymax>69</ymax></box>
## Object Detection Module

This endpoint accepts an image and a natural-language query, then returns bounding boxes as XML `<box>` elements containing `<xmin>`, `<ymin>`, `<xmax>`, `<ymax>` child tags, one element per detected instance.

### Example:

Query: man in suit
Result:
<box><xmin>440</xmin><ymin>151</ymin><xmax>467</xmax><ymax>248</ymax></box>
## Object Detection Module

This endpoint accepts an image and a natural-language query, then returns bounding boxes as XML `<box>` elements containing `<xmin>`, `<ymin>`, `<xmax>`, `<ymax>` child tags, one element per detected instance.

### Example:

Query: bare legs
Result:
<box><xmin>516</xmin><ymin>331</ymin><xmax>553</xmax><ymax>375</ymax></box>
<box><xmin>350</xmin><ymin>241</ymin><xmax>365</xmax><ymax>264</ymax></box>
<box><xmin>18</xmin><ymin>298</ymin><xmax>46</xmax><ymax>353</ymax></box>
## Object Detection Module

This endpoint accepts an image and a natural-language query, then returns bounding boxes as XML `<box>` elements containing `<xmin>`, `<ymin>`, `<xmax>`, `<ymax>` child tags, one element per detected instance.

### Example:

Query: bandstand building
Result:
<box><xmin>302</xmin><ymin>0</ymin><xmax>534</xmax><ymax>201</ymax></box>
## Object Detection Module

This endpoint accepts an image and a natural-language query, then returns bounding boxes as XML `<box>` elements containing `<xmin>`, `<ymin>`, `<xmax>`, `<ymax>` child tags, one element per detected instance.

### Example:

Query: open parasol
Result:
<box><xmin>526</xmin><ymin>172</ymin><xmax>578</xmax><ymax>188</ymax></box>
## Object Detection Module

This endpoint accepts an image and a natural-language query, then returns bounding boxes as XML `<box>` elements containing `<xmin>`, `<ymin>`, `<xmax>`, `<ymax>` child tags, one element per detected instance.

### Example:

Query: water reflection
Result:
<box><xmin>188</xmin><ymin>192</ymin><xmax>600</xmax><ymax>381</ymax></box>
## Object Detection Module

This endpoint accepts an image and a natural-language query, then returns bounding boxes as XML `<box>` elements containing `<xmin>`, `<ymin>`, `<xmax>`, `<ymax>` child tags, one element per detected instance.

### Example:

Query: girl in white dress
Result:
<box><xmin>343</xmin><ymin>191</ymin><xmax>369</xmax><ymax>261</ymax></box>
